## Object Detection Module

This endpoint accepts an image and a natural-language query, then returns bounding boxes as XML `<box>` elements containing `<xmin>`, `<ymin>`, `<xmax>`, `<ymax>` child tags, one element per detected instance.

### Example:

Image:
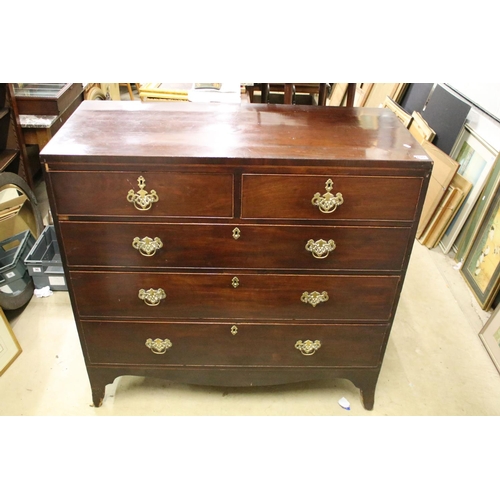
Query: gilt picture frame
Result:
<box><xmin>439</xmin><ymin>126</ymin><xmax>497</xmax><ymax>254</ymax></box>
<box><xmin>0</xmin><ymin>308</ymin><xmax>22</xmax><ymax>376</ymax></box>
<box><xmin>455</xmin><ymin>152</ymin><xmax>500</xmax><ymax>264</ymax></box>
<box><xmin>461</xmin><ymin>185</ymin><xmax>500</xmax><ymax>310</ymax></box>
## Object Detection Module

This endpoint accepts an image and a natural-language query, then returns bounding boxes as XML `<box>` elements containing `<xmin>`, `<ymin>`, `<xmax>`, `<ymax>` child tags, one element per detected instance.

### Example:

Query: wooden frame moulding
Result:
<box><xmin>416</xmin><ymin>140</ymin><xmax>460</xmax><ymax>239</ymax></box>
<box><xmin>327</xmin><ymin>84</ymin><xmax>348</xmax><ymax>106</ymax></box>
<box><xmin>363</xmin><ymin>84</ymin><xmax>409</xmax><ymax>108</ymax></box>
<box><xmin>0</xmin><ymin>307</ymin><xmax>22</xmax><ymax>376</ymax></box>
<box><xmin>408</xmin><ymin>111</ymin><xmax>436</xmax><ymax>144</ymax></box>
<box><xmin>427</xmin><ymin>173</ymin><xmax>471</xmax><ymax>248</ymax></box>
<box><xmin>418</xmin><ymin>185</ymin><xmax>462</xmax><ymax>248</ymax></box>
<box><xmin>139</xmin><ymin>83</ymin><xmax>190</xmax><ymax>102</ymax></box>
<box><xmin>353</xmin><ymin>83</ymin><xmax>374</xmax><ymax>107</ymax></box>
<box><xmin>383</xmin><ymin>96</ymin><xmax>412</xmax><ymax>127</ymax></box>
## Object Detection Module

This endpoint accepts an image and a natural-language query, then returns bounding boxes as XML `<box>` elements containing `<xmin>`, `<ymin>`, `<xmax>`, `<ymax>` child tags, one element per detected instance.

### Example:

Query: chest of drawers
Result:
<box><xmin>40</xmin><ymin>101</ymin><xmax>432</xmax><ymax>410</ymax></box>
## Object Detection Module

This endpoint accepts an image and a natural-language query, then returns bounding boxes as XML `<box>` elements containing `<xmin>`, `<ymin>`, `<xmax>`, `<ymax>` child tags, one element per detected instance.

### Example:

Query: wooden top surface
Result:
<box><xmin>40</xmin><ymin>101</ymin><xmax>431</xmax><ymax>167</ymax></box>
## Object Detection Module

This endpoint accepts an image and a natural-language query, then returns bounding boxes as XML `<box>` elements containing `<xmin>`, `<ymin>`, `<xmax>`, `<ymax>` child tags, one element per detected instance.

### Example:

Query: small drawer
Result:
<box><xmin>60</xmin><ymin>221</ymin><xmax>412</xmax><ymax>272</ymax></box>
<box><xmin>50</xmin><ymin>171</ymin><xmax>234</xmax><ymax>218</ymax></box>
<box><xmin>241</xmin><ymin>174</ymin><xmax>423</xmax><ymax>221</ymax></box>
<box><xmin>70</xmin><ymin>271</ymin><xmax>400</xmax><ymax>322</ymax></box>
<box><xmin>82</xmin><ymin>320</ymin><xmax>387</xmax><ymax>368</ymax></box>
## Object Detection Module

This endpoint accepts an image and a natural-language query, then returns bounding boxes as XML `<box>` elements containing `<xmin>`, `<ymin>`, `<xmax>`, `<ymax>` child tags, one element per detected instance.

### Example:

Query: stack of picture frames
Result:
<box><xmin>382</xmin><ymin>97</ymin><xmax>472</xmax><ymax>249</ymax></box>
<box><xmin>412</xmin><ymin>122</ymin><xmax>500</xmax><ymax>311</ymax></box>
<box><xmin>418</xmin><ymin>170</ymin><xmax>472</xmax><ymax>249</ymax></box>
<box><xmin>449</xmin><ymin>127</ymin><xmax>500</xmax><ymax>372</ymax></box>
<box><xmin>357</xmin><ymin>92</ymin><xmax>500</xmax><ymax>313</ymax></box>
<box><xmin>382</xmin><ymin>91</ymin><xmax>500</xmax><ymax>370</ymax></box>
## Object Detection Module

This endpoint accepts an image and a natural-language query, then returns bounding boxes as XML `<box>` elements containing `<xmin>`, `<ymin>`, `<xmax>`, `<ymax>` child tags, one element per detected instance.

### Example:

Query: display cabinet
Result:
<box><xmin>12</xmin><ymin>83</ymin><xmax>83</xmax><ymax>116</ymax></box>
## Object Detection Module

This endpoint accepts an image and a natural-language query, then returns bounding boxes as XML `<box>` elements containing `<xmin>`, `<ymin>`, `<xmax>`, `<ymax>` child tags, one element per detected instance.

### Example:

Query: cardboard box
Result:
<box><xmin>0</xmin><ymin>194</ymin><xmax>38</xmax><ymax>243</ymax></box>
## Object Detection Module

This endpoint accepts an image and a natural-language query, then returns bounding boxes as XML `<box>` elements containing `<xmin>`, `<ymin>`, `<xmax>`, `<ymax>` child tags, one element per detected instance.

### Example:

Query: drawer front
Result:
<box><xmin>50</xmin><ymin>171</ymin><xmax>234</xmax><ymax>217</ymax></box>
<box><xmin>61</xmin><ymin>221</ymin><xmax>411</xmax><ymax>271</ymax></box>
<box><xmin>71</xmin><ymin>271</ymin><xmax>400</xmax><ymax>321</ymax></box>
<box><xmin>241</xmin><ymin>174</ymin><xmax>423</xmax><ymax>221</ymax></box>
<box><xmin>82</xmin><ymin>320</ymin><xmax>387</xmax><ymax>368</ymax></box>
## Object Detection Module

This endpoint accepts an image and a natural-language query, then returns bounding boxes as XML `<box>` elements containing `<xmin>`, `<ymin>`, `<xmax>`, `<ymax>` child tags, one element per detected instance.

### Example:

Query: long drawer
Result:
<box><xmin>241</xmin><ymin>174</ymin><xmax>424</xmax><ymax>221</ymax></box>
<box><xmin>49</xmin><ymin>171</ymin><xmax>234</xmax><ymax>217</ymax></box>
<box><xmin>81</xmin><ymin>320</ymin><xmax>387</xmax><ymax>368</ymax></box>
<box><xmin>70</xmin><ymin>271</ymin><xmax>400</xmax><ymax>321</ymax></box>
<box><xmin>59</xmin><ymin>221</ymin><xmax>412</xmax><ymax>271</ymax></box>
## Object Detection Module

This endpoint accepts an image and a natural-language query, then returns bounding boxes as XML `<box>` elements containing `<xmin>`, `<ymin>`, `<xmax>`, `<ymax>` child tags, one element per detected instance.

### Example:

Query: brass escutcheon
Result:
<box><xmin>138</xmin><ymin>287</ymin><xmax>166</xmax><ymax>306</ymax></box>
<box><xmin>305</xmin><ymin>238</ymin><xmax>336</xmax><ymax>259</ymax></box>
<box><xmin>231</xmin><ymin>325</ymin><xmax>238</xmax><ymax>335</ymax></box>
<box><xmin>295</xmin><ymin>339</ymin><xmax>321</xmax><ymax>356</ymax></box>
<box><xmin>145</xmin><ymin>338</ymin><xmax>172</xmax><ymax>354</ymax></box>
<box><xmin>127</xmin><ymin>176</ymin><xmax>159</xmax><ymax>211</ymax></box>
<box><xmin>232</xmin><ymin>227</ymin><xmax>241</xmax><ymax>240</ymax></box>
<box><xmin>311</xmin><ymin>178</ymin><xmax>344</xmax><ymax>214</ymax></box>
<box><xmin>232</xmin><ymin>277</ymin><xmax>240</xmax><ymax>288</ymax></box>
<box><xmin>132</xmin><ymin>236</ymin><xmax>163</xmax><ymax>257</ymax></box>
<box><xmin>301</xmin><ymin>291</ymin><xmax>329</xmax><ymax>307</ymax></box>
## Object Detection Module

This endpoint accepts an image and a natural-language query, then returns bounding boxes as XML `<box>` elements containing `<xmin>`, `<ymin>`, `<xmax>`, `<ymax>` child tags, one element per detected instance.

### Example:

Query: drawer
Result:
<box><xmin>241</xmin><ymin>174</ymin><xmax>423</xmax><ymax>221</ymax></box>
<box><xmin>60</xmin><ymin>221</ymin><xmax>412</xmax><ymax>272</ymax></box>
<box><xmin>49</xmin><ymin>171</ymin><xmax>233</xmax><ymax>218</ymax></box>
<box><xmin>81</xmin><ymin>320</ymin><xmax>387</xmax><ymax>368</ymax></box>
<box><xmin>71</xmin><ymin>271</ymin><xmax>400</xmax><ymax>321</ymax></box>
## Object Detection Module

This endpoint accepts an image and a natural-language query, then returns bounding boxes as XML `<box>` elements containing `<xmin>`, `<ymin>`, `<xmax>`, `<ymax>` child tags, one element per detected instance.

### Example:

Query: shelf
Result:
<box><xmin>0</xmin><ymin>149</ymin><xmax>20</xmax><ymax>173</ymax></box>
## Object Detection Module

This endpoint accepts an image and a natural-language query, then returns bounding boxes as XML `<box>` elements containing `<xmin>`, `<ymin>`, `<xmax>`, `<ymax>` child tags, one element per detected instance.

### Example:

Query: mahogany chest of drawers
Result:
<box><xmin>40</xmin><ymin>101</ymin><xmax>432</xmax><ymax>410</ymax></box>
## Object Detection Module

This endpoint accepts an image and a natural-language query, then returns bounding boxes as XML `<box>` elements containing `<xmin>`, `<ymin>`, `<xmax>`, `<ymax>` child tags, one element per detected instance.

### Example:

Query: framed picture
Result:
<box><xmin>408</xmin><ymin>111</ymin><xmax>436</xmax><ymax>144</ymax></box>
<box><xmin>439</xmin><ymin>126</ymin><xmax>498</xmax><ymax>254</ymax></box>
<box><xmin>479</xmin><ymin>306</ymin><xmax>500</xmax><ymax>374</ymax></box>
<box><xmin>0</xmin><ymin>308</ymin><xmax>22</xmax><ymax>376</ymax></box>
<box><xmin>455</xmin><ymin>152</ymin><xmax>500</xmax><ymax>264</ymax></box>
<box><xmin>461</xmin><ymin>186</ymin><xmax>500</xmax><ymax>310</ymax></box>
<box><xmin>383</xmin><ymin>96</ymin><xmax>411</xmax><ymax>127</ymax></box>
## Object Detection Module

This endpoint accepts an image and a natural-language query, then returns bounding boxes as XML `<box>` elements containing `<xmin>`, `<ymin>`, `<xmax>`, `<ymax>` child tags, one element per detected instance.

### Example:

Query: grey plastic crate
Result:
<box><xmin>0</xmin><ymin>230</ymin><xmax>35</xmax><ymax>288</ymax></box>
<box><xmin>24</xmin><ymin>225</ymin><xmax>67</xmax><ymax>291</ymax></box>
<box><xmin>0</xmin><ymin>270</ymin><xmax>32</xmax><ymax>295</ymax></box>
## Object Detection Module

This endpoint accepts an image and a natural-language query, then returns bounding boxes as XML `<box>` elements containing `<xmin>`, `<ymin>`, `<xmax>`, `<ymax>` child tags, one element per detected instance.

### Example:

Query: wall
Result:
<box><xmin>444</xmin><ymin>84</ymin><xmax>500</xmax><ymax>153</ymax></box>
<box><xmin>446</xmin><ymin>83</ymin><xmax>500</xmax><ymax>122</ymax></box>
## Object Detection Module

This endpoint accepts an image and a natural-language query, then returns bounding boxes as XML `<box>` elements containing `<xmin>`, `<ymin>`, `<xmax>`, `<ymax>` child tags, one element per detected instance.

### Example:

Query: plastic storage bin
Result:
<box><xmin>0</xmin><ymin>230</ymin><xmax>35</xmax><ymax>294</ymax></box>
<box><xmin>24</xmin><ymin>225</ymin><xmax>67</xmax><ymax>291</ymax></box>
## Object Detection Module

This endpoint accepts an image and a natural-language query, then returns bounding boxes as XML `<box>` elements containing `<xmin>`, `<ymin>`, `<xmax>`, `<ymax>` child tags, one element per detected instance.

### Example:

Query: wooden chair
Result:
<box><xmin>246</xmin><ymin>83</ymin><xmax>356</xmax><ymax>106</ymax></box>
<box><xmin>119</xmin><ymin>83</ymin><xmax>142</xmax><ymax>101</ymax></box>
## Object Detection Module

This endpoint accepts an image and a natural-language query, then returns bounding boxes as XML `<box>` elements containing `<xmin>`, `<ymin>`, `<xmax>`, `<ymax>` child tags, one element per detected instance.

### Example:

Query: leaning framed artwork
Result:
<box><xmin>455</xmin><ymin>152</ymin><xmax>500</xmax><ymax>264</ymax></box>
<box><xmin>439</xmin><ymin>126</ymin><xmax>498</xmax><ymax>254</ymax></box>
<box><xmin>0</xmin><ymin>308</ymin><xmax>22</xmax><ymax>375</ymax></box>
<box><xmin>479</xmin><ymin>306</ymin><xmax>500</xmax><ymax>374</ymax></box>
<box><xmin>461</xmin><ymin>186</ymin><xmax>500</xmax><ymax>310</ymax></box>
